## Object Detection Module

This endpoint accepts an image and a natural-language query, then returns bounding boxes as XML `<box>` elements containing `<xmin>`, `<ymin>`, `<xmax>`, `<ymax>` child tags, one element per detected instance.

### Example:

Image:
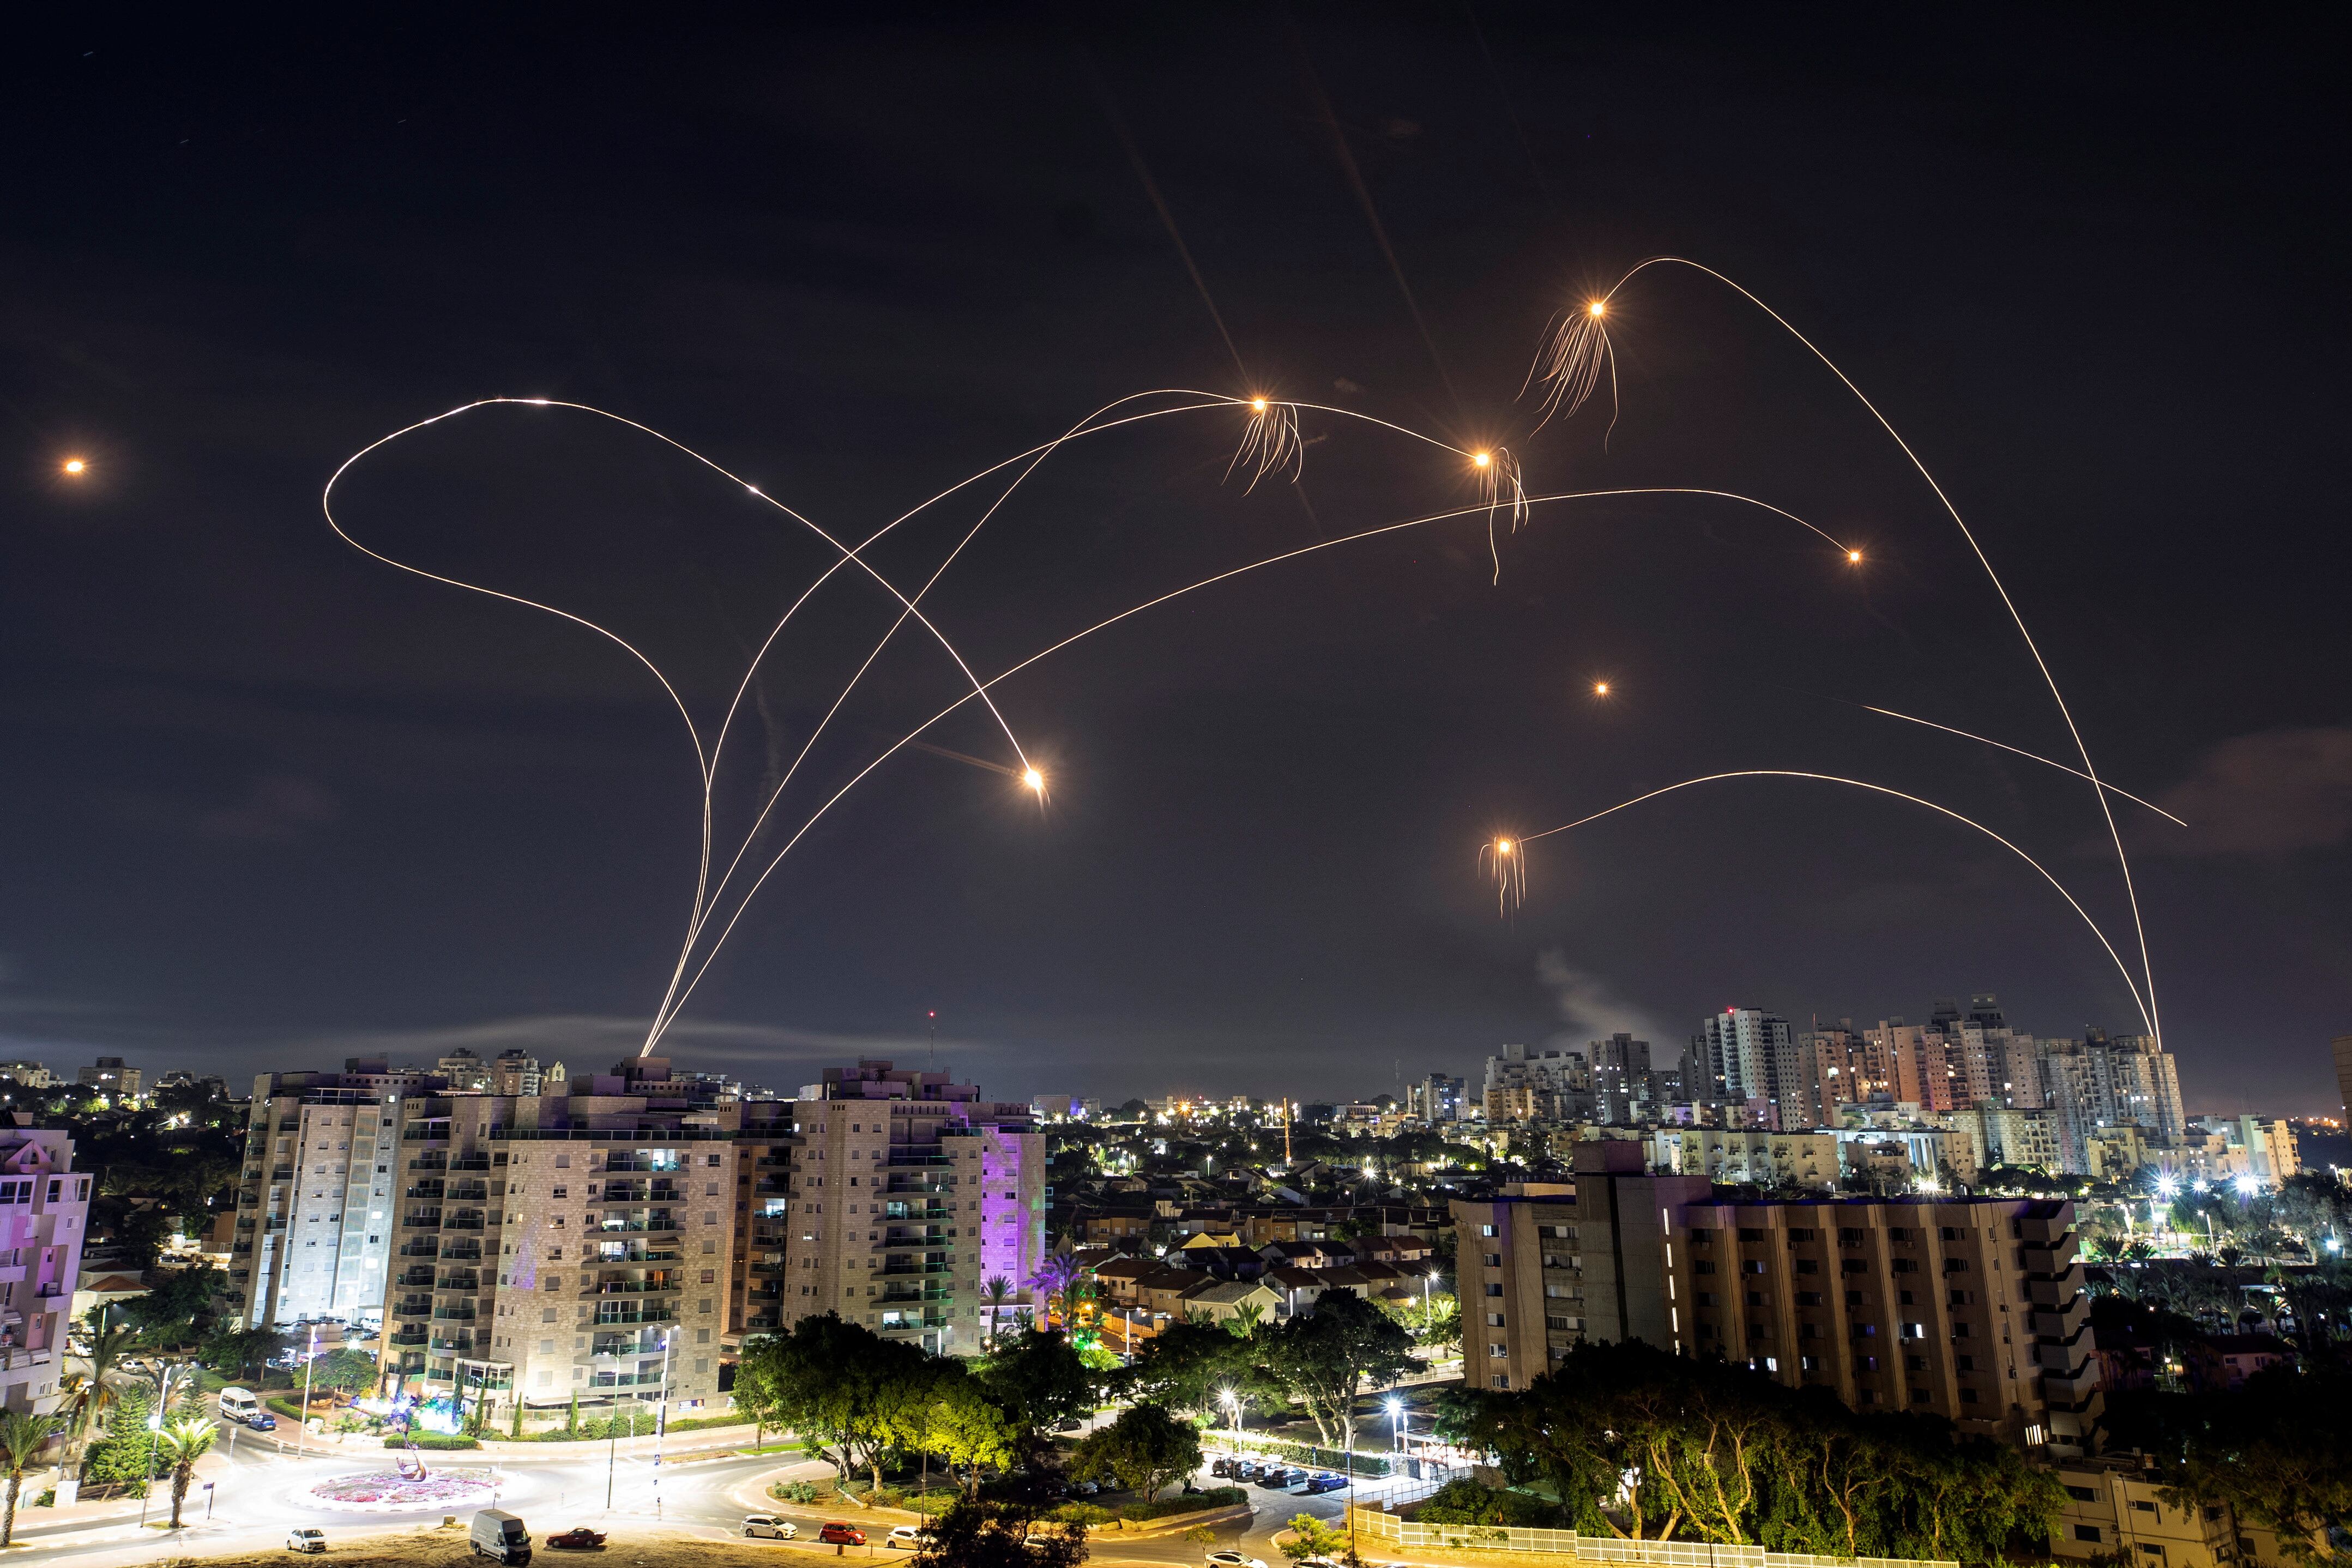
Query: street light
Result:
<box><xmin>1386</xmin><ymin>1395</ymin><xmax>1404</xmax><ymax>1456</ymax></box>
<box><xmin>1217</xmin><ymin>1386</ymin><xmax>1240</xmax><ymax>1443</ymax></box>
<box><xmin>295</xmin><ymin>1324</ymin><xmax>321</xmax><ymax>1461</ymax></box>
<box><xmin>137</xmin><ymin>1361</ymin><xmax>192</xmax><ymax>1529</ymax></box>
<box><xmin>652</xmin><ymin>1328</ymin><xmax>675</xmax><ymax>1519</ymax></box>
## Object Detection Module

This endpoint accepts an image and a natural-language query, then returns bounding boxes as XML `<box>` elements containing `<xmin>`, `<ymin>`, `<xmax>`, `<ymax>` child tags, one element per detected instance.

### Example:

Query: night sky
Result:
<box><xmin>4</xmin><ymin>11</ymin><xmax>2345</xmax><ymax>1110</ymax></box>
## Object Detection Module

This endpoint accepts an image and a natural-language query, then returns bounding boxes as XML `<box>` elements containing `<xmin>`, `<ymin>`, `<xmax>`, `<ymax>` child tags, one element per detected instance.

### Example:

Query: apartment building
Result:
<box><xmin>0</xmin><ymin>1124</ymin><xmax>90</xmax><ymax>1415</ymax></box>
<box><xmin>1450</xmin><ymin>1142</ymin><xmax>2100</xmax><ymax>1454</ymax></box>
<box><xmin>382</xmin><ymin>1057</ymin><xmax>774</xmax><ymax>1419</ymax></box>
<box><xmin>1651</xmin><ymin>1129</ymin><xmax>1841</xmax><ymax>1189</ymax></box>
<box><xmin>2049</xmin><ymin>1452</ymin><xmax>2321</xmax><ymax>1567</ymax></box>
<box><xmin>232</xmin><ymin>1060</ymin><xmax>444</xmax><ymax>1333</ymax></box>
<box><xmin>782</xmin><ymin>1060</ymin><xmax>1046</xmax><ymax>1356</ymax></box>
<box><xmin>77</xmin><ymin>1057</ymin><xmax>142</xmax><ymax>1099</ymax></box>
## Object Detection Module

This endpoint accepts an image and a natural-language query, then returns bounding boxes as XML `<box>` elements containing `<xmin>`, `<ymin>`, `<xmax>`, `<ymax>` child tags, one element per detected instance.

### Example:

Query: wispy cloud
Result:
<box><xmin>1535</xmin><ymin>950</ymin><xmax>1667</xmax><ymax>1047</ymax></box>
<box><xmin>2142</xmin><ymin>727</ymin><xmax>2352</xmax><ymax>856</ymax></box>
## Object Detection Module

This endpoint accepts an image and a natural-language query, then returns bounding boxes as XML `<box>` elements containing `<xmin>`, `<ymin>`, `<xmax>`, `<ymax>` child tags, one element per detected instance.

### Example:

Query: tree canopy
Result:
<box><xmin>733</xmin><ymin>1313</ymin><xmax>930</xmax><ymax>1492</ymax></box>
<box><xmin>1250</xmin><ymin>1289</ymin><xmax>1416</xmax><ymax>1448</ymax></box>
<box><xmin>1068</xmin><ymin>1402</ymin><xmax>1201</xmax><ymax>1502</ymax></box>
<box><xmin>1436</xmin><ymin>1341</ymin><xmax>2063</xmax><ymax>1564</ymax></box>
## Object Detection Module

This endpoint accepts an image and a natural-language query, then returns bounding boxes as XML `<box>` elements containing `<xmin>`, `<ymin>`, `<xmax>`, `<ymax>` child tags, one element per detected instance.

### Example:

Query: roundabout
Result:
<box><xmin>304</xmin><ymin>1468</ymin><xmax>498</xmax><ymax>1512</ymax></box>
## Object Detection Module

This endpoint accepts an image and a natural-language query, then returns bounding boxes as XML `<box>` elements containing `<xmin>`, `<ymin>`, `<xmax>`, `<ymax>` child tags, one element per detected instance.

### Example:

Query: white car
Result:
<box><xmin>886</xmin><ymin>1525</ymin><xmax>928</xmax><ymax>1549</ymax></box>
<box><xmin>743</xmin><ymin>1516</ymin><xmax>798</xmax><ymax>1540</ymax></box>
<box><xmin>288</xmin><ymin>1529</ymin><xmax>328</xmax><ymax>1554</ymax></box>
<box><xmin>1206</xmin><ymin>1553</ymin><xmax>1266</xmax><ymax>1568</ymax></box>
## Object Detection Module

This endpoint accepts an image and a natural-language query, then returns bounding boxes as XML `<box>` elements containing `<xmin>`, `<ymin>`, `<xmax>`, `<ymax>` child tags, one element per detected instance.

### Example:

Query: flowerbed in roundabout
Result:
<box><xmin>306</xmin><ymin>1469</ymin><xmax>497</xmax><ymax>1511</ymax></box>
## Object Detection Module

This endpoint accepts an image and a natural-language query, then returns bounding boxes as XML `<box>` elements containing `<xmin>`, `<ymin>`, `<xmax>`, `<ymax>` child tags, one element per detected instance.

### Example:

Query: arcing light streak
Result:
<box><xmin>322</xmin><ymin>397</ymin><xmax>1044</xmax><ymax>1055</ymax></box>
<box><xmin>1515</xmin><ymin>771</ymin><xmax>2154</xmax><ymax>1035</ymax></box>
<box><xmin>645</xmin><ymin>484</ymin><xmax>1852</xmax><ymax>1042</ymax></box>
<box><xmin>336</xmin><ymin>388</ymin><xmax>1553</xmax><ymax>1055</ymax></box>
<box><xmin>1543</xmin><ymin>257</ymin><xmax>2163</xmax><ymax>1046</ymax></box>
<box><xmin>1858</xmin><ymin>705</ymin><xmax>2186</xmax><ymax>826</ymax></box>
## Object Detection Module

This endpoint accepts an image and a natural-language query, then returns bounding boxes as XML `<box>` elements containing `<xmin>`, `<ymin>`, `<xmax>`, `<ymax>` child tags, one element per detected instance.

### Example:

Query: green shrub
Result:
<box><xmin>383</xmin><ymin>1433</ymin><xmax>480</xmax><ymax>1450</ymax></box>
<box><xmin>1050</xmin><ymin>1503</ymin><xmax>1114</xmax><ymax>1526</ymax></box>
<box><xmin>1413</xmin><ymin>1479</ymin><xmax>1555</xmax><ymax>1528</ymax></box>
<box><xmin>1116</xmin><ymin>1486</ymin><xmax>1246</xmax><ymax>1522</ymax></box>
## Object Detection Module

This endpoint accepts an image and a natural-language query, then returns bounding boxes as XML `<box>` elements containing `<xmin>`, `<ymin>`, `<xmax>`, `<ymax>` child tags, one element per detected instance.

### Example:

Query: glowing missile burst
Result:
<box><xmin>1479</xmin><ymin>836</ymin><xmax>1527</xmax><ymax>915</ymax></box>
<box><xmin>1473</xmin><ymin>447</ymin><xmax>1529</xmax><ymax>583</ymax></box>
<box><xmin>1022</xmin><ymin>767</ymin><xmax>1047</xmax><ymax>803</ymax></box>
<box><xmin>1226</xmin><ymin>396</ymin><xmax>1304</xmax><ymax>493</ymax></box>
<box><xmin>61</xmin><ymin>458</ymin><xmax>88</xmax><ymax>477</ymax></box>
<box><xmin>1526</xmin><ymin>297</ymin><xmax>1618</xmax><ymax>432</ymax></box>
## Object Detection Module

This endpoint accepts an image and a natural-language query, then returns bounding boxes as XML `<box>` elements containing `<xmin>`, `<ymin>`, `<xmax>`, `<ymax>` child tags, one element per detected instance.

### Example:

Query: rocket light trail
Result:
<box><xmin>1529</xmin><ymin>256</ymin><xmax>2166</xmax><ymax>1045</ymax></box>
<box><xmin>1855</xmin><ymin>704</ymin><xmax>2186</xmax><ymax>825</ymax></box>
<box><xmin>1510</xmin><ymin>770</ymin><xmax>2155</xmax><ymax>1035</ymax></box>
<box><xmin>330</xmin><ymin>387</ymin><xmax>1595</xmax><ymax>1052</ymax></box>
<box><xmin>647</xmin><ymin>483</ymin><xmax>1872</xmax><ymax>1038</ymax></box>
<box><xmin>326</xmin><ymin>261</ymin><xmax>2164</xmax><ymax>1057</ymax></box>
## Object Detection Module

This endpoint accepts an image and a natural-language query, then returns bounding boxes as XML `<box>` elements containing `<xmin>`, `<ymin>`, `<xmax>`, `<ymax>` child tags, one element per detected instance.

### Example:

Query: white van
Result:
<box><xmin>218</xmin><ymin>1388</ymin><xmax>259</xmax><ymax>1422</ymax></box>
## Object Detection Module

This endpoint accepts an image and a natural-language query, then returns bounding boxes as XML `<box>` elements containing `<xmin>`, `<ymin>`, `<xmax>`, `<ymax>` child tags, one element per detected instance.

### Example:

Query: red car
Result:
<box><xmin>818</xmin><ymin>1524</ymin><xmax>866</xmax><ymax>1547</ymax></box>
<box><xmin>546</xmin><ymin>1529</ymin><xmax>606</xmax><ymax>1551</ymax></box>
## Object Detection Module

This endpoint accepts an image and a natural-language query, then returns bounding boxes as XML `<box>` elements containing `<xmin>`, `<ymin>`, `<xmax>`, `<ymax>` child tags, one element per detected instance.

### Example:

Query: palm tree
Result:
<box><xmin>981</xmin><ymin>1276</ymin><xmax>1016</xmax><ymax>1350</ymax></box>
<box><xmin>1026</xmin><ymin>1256</ymin><xmax>1082</xmax><ymax>1330</ymax></box>
<box><xmin>0</xmin><ymin>1410</ymin><xmax>62</xmax><ymax>1547</ymax></box>
<box><xmin>157</xmin><ymin>1419</ymin><xmax>216</xmax><ymax>1529</ymax></box>
<box><xmin>65</xmin><ymin>1313</ymin><xmax>137</xmax><ymax>1480</ymax></box>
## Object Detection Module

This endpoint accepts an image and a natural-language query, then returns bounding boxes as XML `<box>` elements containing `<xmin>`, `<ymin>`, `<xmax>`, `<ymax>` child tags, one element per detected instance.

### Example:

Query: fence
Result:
<box><xmin>1348</xmin><ymin>1509</ymin><xmax>1955</xmax><ymax>1568</ymax></box>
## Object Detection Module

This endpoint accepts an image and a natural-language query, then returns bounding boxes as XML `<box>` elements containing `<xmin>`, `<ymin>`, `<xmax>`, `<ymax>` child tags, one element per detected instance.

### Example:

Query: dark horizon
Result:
<box><xmin>3</xmin><ymin>11</ymin><xmax>2345</xmax><ymax>1113</ymax></box>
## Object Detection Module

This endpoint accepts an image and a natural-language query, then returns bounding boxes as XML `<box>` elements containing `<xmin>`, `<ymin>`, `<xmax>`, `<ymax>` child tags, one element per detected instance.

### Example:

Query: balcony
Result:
<box><xmin>405</xmin><ymin>1183</ymin><xmax>445</xmax><ymax>1201</ymax></box>
<box><xmin>447</xmin><ymin>1182</ymin><xmax>491</xmax><ymax>1203</ymax></box>
<box><xmin>410</xmin><ymin>1154</ymin><xmax>450</xmax><ymax>1172</ymax></box>
<box><xmin>432</xmin><ymin>1307</ymin><xmax>478</xmax><ymax>1322</ymax></box>
<box><xmin>390</xmin><ymin>1327</ymin><xmax>429</xmax><ymax>1347</ymax></box>
<box><xmin>593</xmin><ymin>1216</ymin><xmax>680</xmax><ymax>1235</ymax></box>
<box><xmin>427</xmin><ymin>1336</ymin><xmax>477</xmax><ymax>1354</ymax></box>
<box><xmin>403</xmin><ymin>1209</ymin><xmax>444</xmax><ymax>1228</ymax></box>
<box><xmin>437</xmin><ymin>1273</ymin><xmax>481</xmax><ymax>1293</ymax></box>
<box><xmin>439</xmin><ymin>1241</ymin><xmax>484</xmax><ymax>1262</ymax></box>
<box><xmin>398</xmin><ymin>1268</ymin><xmax>437</xmax><ymax>1288</ymax></box>
<box><xmin>879</xmin><ymin>1262</ymin><xmax>955</xmax><ymax>1276</ymax></box>
<box><xmin>271</xmin><ymin>1167</ymin><xmax>295</xmax><ymax>1181</ymax></box>
<box><xmin>600</xmin><ymin>1183</ymin><xmax>684</xmax><ymax>1204</ymax></box>
<box><xmin>399</xmin><ymin>1240</ymin><xmax>439</xmax><ymax>1257</ymax></box>
<box><xmin>450</xmin><ymin>1154</ymin><xmax>491</xmax><ymax>1172</ymax></box>
<box><xmin>442</xmin><ymin>1213</ymin><xmax>487</xmax><ymax>1232</ymax></box>
<box><xmin>593</xmin><ymin>1280</ymin><xmax>681</xmax><ymax>1296</ymax></box>
<box><xmin>593</xmin><ymin>1305</ymin><xmax>676</xmax><ymax>1326</ymax></box>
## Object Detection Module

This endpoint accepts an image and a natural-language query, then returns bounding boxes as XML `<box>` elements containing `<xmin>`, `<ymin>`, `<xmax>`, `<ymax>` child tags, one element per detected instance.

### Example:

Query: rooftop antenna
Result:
<box><xmin>927</xmin><ymin>1010</ymin><xmax>936</xmax><ymax>1075</ymax></box>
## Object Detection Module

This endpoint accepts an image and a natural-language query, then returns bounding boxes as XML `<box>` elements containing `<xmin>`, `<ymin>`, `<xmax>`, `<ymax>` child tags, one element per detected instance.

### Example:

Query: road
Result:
<box><xmin>5</xmin><ymin>1421</ymin><xmax>1387</xmax><ymax>1568</ymax></box>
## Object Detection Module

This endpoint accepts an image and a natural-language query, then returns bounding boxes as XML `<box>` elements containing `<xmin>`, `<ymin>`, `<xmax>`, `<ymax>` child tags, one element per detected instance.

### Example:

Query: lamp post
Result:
<box><xmin>295</xmin><ymin>1324</ymin><xmax>321</xmax><ymax>1462</ymax></box>
<box><xmin>1217</xmin><ymin>1387</ymin><xmax>1239</xmax><ymax>1445</ymax></box>
<box><xmin>651</xmin><ymin>1328</ymin><xmax>674</xmax><ymax>1519</ymax></box>
<box><xmin>1386</xmin><ymin>1395</ymin><xmax>1403</xmax><ymax>1456</ymax></box>
<box><xmin>137</xmin><ymin>1362</ymin><xmax>190</xmax><ymax>1529</ymax></box>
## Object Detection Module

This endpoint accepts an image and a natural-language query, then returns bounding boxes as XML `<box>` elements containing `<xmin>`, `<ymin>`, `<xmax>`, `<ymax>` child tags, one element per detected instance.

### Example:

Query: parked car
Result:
<box><xmin>546</xmin><ymin>1529</ymin><xmax>606</xmax><ymax>1551</ymax></box>
<box><xmin>1209</xmin><ymin>1458</ymin><xmax>1236</xmax><ymax>1478</ymax></box>
<box><xmin>1070</xmin><ymin>1480</ymin><xmax>1101</xmax><ymax>1497</ymax></box>
<box><xmin>247</xmin><ymin>1411</ymin><xmax>280</xmax><ymax>1432</ymax></box>
<box><xmin>818</xmin><ymin>1524</ymin><xmax>867</xmax><ymax>1547</ymax></box>
<box><xmin>1257</xmin><ymin>1467</ymin><xmax>1295</xmax><ymax>1488</ymax></box>
<box><xmin>886</xmin><ymin>1525</ymin><xmax>928</xmax><ymax>1550</ymax></box>
<box><xmin>287</xmin><ymin>1529</ymin><xmax>328</xmax><ymax>1554</ymax></box>
<box><xmin>1204</xmin><ymin>1552</ymin><xmax>1266</xmax><ymax>1568</ymax></box>
<box><xmin>1302</xmin><ymin>1474</ymin><xmax>1348</xmax><ymax>1494</ymax></box>
<box><xmin>1232</xmin><ymin>1462</ymin><xmax>1263</xmax><ymax>1481</ymax></box>
<box><xmin>741</xmin><ymin>1517</ymin><xmax>798</xmax><ymax>1540</ymax></box>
